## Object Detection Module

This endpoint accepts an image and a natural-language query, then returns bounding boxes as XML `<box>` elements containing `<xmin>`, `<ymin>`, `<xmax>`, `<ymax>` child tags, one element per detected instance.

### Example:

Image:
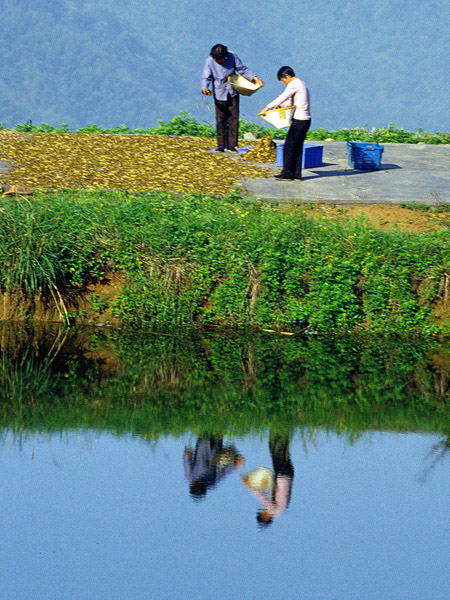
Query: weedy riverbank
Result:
<box><xmin>0</xmin><ymin>189</ymin><xmax>449</xmax><ymax>333</ymax></box>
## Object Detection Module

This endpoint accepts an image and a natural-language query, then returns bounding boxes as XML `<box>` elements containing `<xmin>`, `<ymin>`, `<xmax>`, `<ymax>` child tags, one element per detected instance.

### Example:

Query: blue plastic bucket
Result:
<box><xmin>276</xmin><ymin>144</ymin><xmax>284</xmax><ymax>167</ymax></box>
<box><xmin>276</xmin><ymin>144</ymin><xmax>323</xmax><ymax>168</ymax></box>
<box><xmin>347</xmin><ymin>142</ymin><xmax>384</xmax><ymax>170</ymax></box>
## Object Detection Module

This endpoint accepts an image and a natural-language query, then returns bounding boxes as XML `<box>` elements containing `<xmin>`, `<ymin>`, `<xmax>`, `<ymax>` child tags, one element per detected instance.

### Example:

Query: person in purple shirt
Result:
<box><xmin>184</xmin><ymin>436</ymin><xmax>244</xmax><ymax>499</ymax></box>
<box><xmin>201</xmin><ymin>44</ymin><xmax>263</xmax><ymax>152</ymax></box>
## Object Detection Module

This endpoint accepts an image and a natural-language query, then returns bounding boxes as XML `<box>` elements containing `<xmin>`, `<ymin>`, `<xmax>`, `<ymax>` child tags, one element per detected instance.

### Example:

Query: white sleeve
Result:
<box><xmin>266</xmin><ymin>82</ymin><xmax>295</xmax><ymax>109</ymax></box>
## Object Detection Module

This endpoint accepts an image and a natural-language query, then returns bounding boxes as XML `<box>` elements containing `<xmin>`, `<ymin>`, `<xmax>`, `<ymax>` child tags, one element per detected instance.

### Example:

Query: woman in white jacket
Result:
<box><xmin>261</xmin><ymin>66</ymin><xmax>311</xmax><ymax>180</ymax></box>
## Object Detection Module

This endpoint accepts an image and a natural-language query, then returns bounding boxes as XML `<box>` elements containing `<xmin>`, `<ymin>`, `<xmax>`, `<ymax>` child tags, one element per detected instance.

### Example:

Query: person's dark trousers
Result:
<box><xmin>214</xmin><ymin>94</ymin><xmax>240</xmax><ymax>150</ymax></box>
<box><xmin>269</xmin><ymin>434</ymin><xmax>294</xmax><ymax>478</ymax></box>
<box><xmin>281</xmin><ymin>118</ymin><xmax>311</xmax><ymax>179</ymax></box>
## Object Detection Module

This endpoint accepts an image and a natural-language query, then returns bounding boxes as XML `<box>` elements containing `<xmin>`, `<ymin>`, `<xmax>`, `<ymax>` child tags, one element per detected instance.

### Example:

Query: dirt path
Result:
<box><xmin>310</xmin><ymin>204</ymin><xmax>450</xmax><ymax>233</ymax></box>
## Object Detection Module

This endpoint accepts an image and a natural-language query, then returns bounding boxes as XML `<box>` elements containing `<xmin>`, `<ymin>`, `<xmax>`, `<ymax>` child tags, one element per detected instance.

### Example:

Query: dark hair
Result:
<box><xmin>189</xmin><ymin>481</ymin><xmax>207</xmax><ymax>499</ymax></box>
<box><xmin>210</xmin><ymin>44</ymin><xmax>228</xmax><ymax>61</ymax></box>
<box><xmin>277</xmin><ymin>66</ymin><xmax>296</xmax><ymax>80</ymax></box>
<box><xmin>256</xmin><ymin>510</ymin><xmax>274</xmax><ymax>527</ymax></box>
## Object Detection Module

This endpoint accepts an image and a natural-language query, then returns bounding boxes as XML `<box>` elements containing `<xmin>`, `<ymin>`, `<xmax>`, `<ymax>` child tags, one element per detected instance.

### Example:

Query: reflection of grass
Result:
<box><xmin>1</xmin><ymin>325</ymin><xmax>450</xmax><ymax>441</ymax></box>
<box><xmin>1</xmin><ymin>353</ymin><xmax>55</xmax><ymax>405</ymax></box>
<box><xmin>0</xmin><ymin>324</ymin><xmax>106</xmax><ymax>409</ymax></box>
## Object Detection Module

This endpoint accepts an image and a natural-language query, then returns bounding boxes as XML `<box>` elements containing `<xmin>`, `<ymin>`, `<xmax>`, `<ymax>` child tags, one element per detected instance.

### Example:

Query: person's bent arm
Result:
<box><xmin>267</xmin><ymin>84</ymin><xmax>294</xmax><ymax>110</ymax></box>
<box><xmin>233</xmin><ymin>52</ymin><xmax>263</xmax><ymax>86</ymax></box>
<box><xmin>201</xmin><ymin>60</ymin><xmax>213</xmax><ymax>95</ymax></box>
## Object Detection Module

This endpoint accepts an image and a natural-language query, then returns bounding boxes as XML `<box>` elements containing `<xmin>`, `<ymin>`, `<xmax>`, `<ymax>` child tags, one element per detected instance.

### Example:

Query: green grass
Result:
<box><xmin>1</xmin><ymin>189</ymin><xmax>450</xmax><ymax>333</ymax></box>
<box><xmin>400</xmin><ymin>203</ymin><xmax>450</xmax><ymax>213</ymax></box>
<box><xmin>3</xmin><ymin>111</ymin><xmax>450</xmax><ymax>144</ymax></box>
<box><xmin>0</xmin><ymin>200</ymin><xmax>72</xmax><ymax>320</ymax></box>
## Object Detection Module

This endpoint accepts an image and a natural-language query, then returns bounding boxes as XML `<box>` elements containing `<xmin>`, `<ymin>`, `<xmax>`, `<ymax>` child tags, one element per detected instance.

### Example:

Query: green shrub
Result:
<box><xmin>10</xmin><ymin>112</ymin><xmax>450</xmax><ymax>144</ymax></box>
<box><xmin>145</xmin><ymin>110</ymin><xmax>216</xmax><ymax>137</ymax></box>
<box><xmin>15</xmin><ymin>122</ymin><xmax>71</xmax><ymax>133</ymax></box>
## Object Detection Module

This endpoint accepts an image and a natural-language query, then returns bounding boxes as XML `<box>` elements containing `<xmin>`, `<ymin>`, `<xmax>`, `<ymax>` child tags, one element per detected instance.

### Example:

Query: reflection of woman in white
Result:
<box><xmin>244</xmin><ymin>433</ymin><xmax>294</xmax><ymax>526</ymax></box>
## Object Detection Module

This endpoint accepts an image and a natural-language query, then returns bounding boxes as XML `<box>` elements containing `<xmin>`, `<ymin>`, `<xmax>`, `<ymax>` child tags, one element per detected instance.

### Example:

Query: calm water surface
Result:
<box><xmin>1</xmin><ymin>428</ymin><xmax>449</xmax><ymax>600</ymax></box>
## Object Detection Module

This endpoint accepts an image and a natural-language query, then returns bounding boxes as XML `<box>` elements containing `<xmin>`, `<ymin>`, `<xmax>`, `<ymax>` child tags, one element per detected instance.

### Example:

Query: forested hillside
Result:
<box><xmin>100</xmin><ymin>0</ymin><xmax>449</xmax><ymax>131</ymax></box>
<box><xmin>0</xmin><ymin>0</ymin><xmax>186</xmax><ymax>128</ymax></box>
<box><xmin>0</xmin><ymin>0</ymin><xmax>449</xmax><ymax>131</ymax></box>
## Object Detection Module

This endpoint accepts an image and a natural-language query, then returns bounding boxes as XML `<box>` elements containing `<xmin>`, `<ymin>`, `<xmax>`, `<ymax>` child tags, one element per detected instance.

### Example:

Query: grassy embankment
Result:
<box><xmin>1</xmin><ymin>112</ymin><xmax>449</xmax><ymax>332</ymax></box>
<box><xmin>0</xmin><ymin>189</ymin><xmax>450</xmax><ymax>333</ymax></box>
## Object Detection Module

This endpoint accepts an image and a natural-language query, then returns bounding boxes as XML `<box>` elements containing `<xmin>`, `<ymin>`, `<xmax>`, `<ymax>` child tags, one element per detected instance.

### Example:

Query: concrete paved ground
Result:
<box><xmin>239</xmin><ymin>141</ymin><xmax>450</xmax><ymax>205</ymax></box>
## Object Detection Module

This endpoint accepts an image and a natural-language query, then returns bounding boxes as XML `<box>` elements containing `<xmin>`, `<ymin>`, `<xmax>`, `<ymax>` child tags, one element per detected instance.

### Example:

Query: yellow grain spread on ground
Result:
<box><xmin>242</xmin><ymin>135</ymin><xmax>276</xmax><ymax>163</ymax></box>
<box><xmin>0</xmin><ymin>133</ymin><xmax>272</xmax><ymax>195</ymax></box>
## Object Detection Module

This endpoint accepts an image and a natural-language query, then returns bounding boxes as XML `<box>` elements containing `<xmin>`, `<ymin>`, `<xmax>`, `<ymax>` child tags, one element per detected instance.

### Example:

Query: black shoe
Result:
<box><xmin>294</xmin><ymin>176</ymin><xmax>302</xmax><ymax>180</ymax></box>
<box><xmin>215</xmin><ymin>148</ymin><xmax>224</xmax><ymax>152</ymax></box>
<box><xmin>228</xmin><ymin>147</ymin><xmax>239</xmax><ymax>153</ymax></box>
<box><xmin>275</xmin><ymin>173</ymin><xmax>294</xmax><ymax>180</ymax></box>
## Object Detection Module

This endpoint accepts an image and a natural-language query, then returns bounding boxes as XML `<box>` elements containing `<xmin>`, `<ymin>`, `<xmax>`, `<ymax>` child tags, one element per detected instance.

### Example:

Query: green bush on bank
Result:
<box><xmin>0</xmin><ymin>190</ymin><xmax>449</xmax><ymax>333</ymax></box>
<box><xmin>3</xmin><ymin>111</ymin><xmax>450</xmax><ymax>144</ymax></box>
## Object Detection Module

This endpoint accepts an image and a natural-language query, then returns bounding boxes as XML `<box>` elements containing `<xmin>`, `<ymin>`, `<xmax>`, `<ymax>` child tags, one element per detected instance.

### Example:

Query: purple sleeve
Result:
<box><xmin>232</xmin><ymin>52</ymin><xmax>255</xmax><ymax>81</ymax></box>
<box><xmin>201</xmin><ymin>59</ymin><xmax>212</xmax><ymax>90</ymax></box>
<box><xmin>183</xmin><ymin>452</ymin><xmax>193</xmax><ymax>481</ymax></box>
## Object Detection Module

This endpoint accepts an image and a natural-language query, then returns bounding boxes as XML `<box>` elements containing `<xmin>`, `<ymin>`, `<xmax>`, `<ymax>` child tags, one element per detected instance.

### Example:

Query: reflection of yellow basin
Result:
<box><xmin>258</xmin><ymin>106</ymin><xmax>295</xmax><ymax>129</ymax></box>
<box><xmin>243</xmin><ymin>467</ymin><xmax>274</xmax><ymax>491</ymax></box>
<box><xmin>211</xmin><ymin>448</ymin><xmax>244</xmax><ymax>468</ymax></box>
<box><xmin>228</xmin><ymin>74</ymin><xmax>262</xmax><ymax>96</ymax></box>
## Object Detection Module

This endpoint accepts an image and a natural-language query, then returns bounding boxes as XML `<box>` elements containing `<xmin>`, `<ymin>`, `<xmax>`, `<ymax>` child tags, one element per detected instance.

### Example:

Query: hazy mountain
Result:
<box><xmin>97</xmin><ymin>0</ymin><xmax>449</xmax><ymax>131</ymax></box>
<box><xmin>1</xmin><ymin>0</ymin><xmax>449</xmax><ymax>131</ymax></box>
<box><xmin>0</xmin><ymin>0</ymin><xmax>186</xmax><ymax>128</ymax></box>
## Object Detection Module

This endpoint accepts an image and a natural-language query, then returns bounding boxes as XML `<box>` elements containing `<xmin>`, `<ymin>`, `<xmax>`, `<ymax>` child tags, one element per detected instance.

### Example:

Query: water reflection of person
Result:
<box><xmin>184</xmin><ymin>436</ymin><xmax>244</xmax><ymax>500</ymax></box>
<box><xmin>246</xmin><ymin>432</ymin><xmax>294</xmax><ymax>526</ymax></box>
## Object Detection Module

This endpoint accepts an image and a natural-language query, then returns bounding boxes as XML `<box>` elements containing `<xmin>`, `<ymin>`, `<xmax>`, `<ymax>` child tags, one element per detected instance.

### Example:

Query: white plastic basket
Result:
<box><xmin>242</xmin><ymin>467</ymin><xmax>274</xmax><ymax>491</ymax></box>
<box><xmin>228</xmin><ymin>74</ymin><xmax>262</xmax><ymax>96</ymax></box>
<box><xmin>258</xmin><ymin>106</ymin><xmax>295</xmax><ymax>129</ymax></box>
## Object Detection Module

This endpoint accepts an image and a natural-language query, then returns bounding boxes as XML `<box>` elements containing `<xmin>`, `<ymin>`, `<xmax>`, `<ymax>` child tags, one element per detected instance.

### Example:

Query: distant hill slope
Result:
<box><xmin>93</xmin><ymin>0</ymin><xmax>450</xmax><ymax>132</ymax></box>
<box><xmin>0</xmin><ymin>0</ymin><xmax>186</xmax><ymax>128</ymax></box>
<box><xmin>1</xmin><ymin>0</ymin><xmax>449</xmax><ymax>131</ymax></box>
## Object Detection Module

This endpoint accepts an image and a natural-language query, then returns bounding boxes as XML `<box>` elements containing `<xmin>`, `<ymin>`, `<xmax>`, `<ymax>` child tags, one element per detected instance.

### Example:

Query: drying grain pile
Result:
<box><xmin>242</xmin><ymin>135</ymin><xmax>276</xmax><ymax>163</ymax></box>
<box><xmin>0</xmin><ymin>133</ymin><xmax>272</xmax><ymax>195</ymax></box>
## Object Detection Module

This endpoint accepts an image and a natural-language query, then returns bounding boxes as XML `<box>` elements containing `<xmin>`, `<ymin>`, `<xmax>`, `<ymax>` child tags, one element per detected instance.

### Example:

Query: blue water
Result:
<box><xmin>1</xmin><ymin>429</ymin><xmax>449</xmax><ymax>600</ymax></box>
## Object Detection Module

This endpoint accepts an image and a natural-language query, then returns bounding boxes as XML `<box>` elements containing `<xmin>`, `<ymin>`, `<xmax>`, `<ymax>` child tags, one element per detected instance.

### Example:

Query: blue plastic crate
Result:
<box><xmin>347</xmin><ymin>142</ymin><xmax>384</xmax><ymax>170</ymax></box>
<box><xmin>276</xmin><ymin>143</ymin><xmax>323</xmax><ymax>168</ymax></box>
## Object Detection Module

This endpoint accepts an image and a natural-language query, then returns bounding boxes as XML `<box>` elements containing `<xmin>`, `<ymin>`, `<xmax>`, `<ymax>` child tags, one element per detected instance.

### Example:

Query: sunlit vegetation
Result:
<box><xmin>0</xmin><ymin>111</ymin><xmax>450</xmax><ymax>144</ymax></box>
<box><xmin>2</xmin><ymin>112</ymin><xmax>449</xmax><ymax>143</ymax></box>
<box><xmin>0</xmin><ymin>190</ymin><xmax>449</xmax><ymax>332</ymax></box>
